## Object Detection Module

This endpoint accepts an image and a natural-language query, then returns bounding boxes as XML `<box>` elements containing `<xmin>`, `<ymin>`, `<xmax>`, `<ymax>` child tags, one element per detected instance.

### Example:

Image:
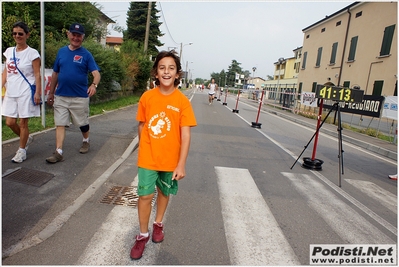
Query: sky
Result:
<box><xmin>97</xmin><ymin>1</ymin><xmax>353</xmax><ymax>80</ymax></box>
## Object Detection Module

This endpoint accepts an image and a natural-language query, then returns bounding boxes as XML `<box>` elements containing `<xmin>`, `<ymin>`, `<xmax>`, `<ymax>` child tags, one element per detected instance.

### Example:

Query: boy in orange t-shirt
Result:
<box><xmin>130</xmin><ymin>51</ymin><xmax>197</xmax><ymax>260</ymax></box>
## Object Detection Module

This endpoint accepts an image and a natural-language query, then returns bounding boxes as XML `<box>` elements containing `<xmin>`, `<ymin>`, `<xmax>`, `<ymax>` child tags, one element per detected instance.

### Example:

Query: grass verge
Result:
<box><xmin>2</xmin><ymin>95</ymin><xmax>140</xmax><ymax>141</ymax></box>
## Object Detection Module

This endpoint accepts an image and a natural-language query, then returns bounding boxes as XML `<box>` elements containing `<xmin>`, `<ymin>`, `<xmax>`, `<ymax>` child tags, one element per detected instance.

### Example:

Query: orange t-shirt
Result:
<box><xmin>136</xmin><ymin>87</ymin><xmax>197</xmax><ymax>171</ymax></box>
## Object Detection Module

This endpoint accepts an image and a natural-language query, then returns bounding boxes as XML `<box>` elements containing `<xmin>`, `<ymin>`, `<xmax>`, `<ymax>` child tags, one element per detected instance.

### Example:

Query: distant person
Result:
<box><xmin>255</xmin><ymin>87</ymin><xmax>260</xmax><ymax>101</ymax></box>
<box><xmin>130</xmin><ymin>50</ymin><xmax>197</xmax><ymax>260</ymax></box>
<box><xmin>207</xmin><ymin>78</ymin><xmax>218</xmax><ymax>105</ymax></box>
<box><xmin>2</xmin><ymin>21</ymin><xmax>42</xmax><ymax>163</ymax></box>
<box><xmin>46</xmin><ymin>23</ymin><xmax>101</xmax><ymax>163</ymax></box>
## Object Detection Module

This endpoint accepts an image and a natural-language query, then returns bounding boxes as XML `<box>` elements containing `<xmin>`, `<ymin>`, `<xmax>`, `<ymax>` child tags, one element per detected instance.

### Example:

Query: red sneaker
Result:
<box><xmin>130</xmin><ymin>234</ymin><xmax>150</xmax><ymax>260</ymax></box>
<box><xmin>152</xmin><ymin>222</ymin><xmax>164</xmax><ymax>243</ymax></box>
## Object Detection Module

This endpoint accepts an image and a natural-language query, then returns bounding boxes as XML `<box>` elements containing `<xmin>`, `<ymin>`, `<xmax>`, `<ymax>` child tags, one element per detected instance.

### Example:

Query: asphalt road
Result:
<box><xmin>2</xmin><ymin>88</ymin><xmax>397</xmax><ymax>265</ymax></box>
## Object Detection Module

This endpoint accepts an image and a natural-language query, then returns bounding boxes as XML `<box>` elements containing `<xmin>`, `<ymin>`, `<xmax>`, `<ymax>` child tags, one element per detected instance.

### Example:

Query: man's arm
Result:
<box><xmin>88</xmin><ymin>70</ymin><xmax>101</xmax><ymax>97</ymax></box>
<box><xmin>47</xmin><ymin>71</ymin><xmax>58</xmax><ymax>106</ymax></box>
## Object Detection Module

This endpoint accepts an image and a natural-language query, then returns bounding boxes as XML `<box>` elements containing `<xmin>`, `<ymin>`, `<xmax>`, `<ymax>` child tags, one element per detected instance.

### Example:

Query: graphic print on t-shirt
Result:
<box><xmin>7</xmin><ymin>59</ymin><xmax>18</xmax><ymax>74</ymax></box>
<box><xmin>148</xmin><ymin>111</ymin><xmax>171</xmax><ymax>139</ymax></box>
<box><xmin>73</xmin><ymin>55</ymin><xmax>83</xmax><ymax>63</ymax></box>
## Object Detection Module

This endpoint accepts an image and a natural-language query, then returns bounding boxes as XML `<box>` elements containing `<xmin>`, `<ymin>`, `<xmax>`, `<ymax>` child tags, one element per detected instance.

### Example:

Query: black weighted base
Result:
<box><xmin>251</xmin><ymin>122</ymin><xmax>262</xmax><ymax>128</ymax></box>
<box><xmin>302</xmin><ymin>157</ymin><xmax>324</xmax><ymax>170</ymax></box>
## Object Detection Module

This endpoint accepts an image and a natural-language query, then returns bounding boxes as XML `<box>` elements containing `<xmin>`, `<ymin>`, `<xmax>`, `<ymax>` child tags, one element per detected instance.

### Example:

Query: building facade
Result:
<box><xmin>298</xmin><ymin>2</ymin><xmax>397</xmax><ymax>97</ymax></box>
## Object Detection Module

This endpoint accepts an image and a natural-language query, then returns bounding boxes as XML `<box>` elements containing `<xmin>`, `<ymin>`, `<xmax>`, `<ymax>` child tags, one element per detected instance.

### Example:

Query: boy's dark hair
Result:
<box><xmin>12</xmin><ymin>21</ymin><xmax>30</xmax><ymax>34</ymax></box>
<box><xmin>151</xmin><ymin>50</ymin><xmax>182</xmax><ymax>87</ymax></box>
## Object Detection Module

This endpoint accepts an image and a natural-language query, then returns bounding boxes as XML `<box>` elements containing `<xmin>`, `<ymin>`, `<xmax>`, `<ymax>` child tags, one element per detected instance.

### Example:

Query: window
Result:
<box><xmin>294</xmin><ymin>62</ymin><xmax>300</xmax><ymax>73</ymax></box>
<box><xmin>306</xmin><ymin>34</ymin><xmax>310</xmax><ymax>39</ymax></box>
<box><xmin>312</xmin><ymin>82</ymin><xmax>317</xmax><ymax>93</ymax></box>
<box><xmin>380</xmin><ymin>24</ymin><xmax>396</xmax><ymax>56</ymax></box>
<box><xmin>343</xmin><ymin>81</ymin><xmax>350</xmax><ymax>88</ymax></box>
<box><xmin>316</xmin><ymin>47</ymin><xmax>323</xmax><ymax>67</ymax></box>
<box><xmin>330</xmin><ymin>42</ymin><xmax>338</xmax><ymax>64</ymax></box>
<box><xmin>301</xmin><ymin>52</ymin><xmax>307</xmax><ymax>69</ymax></box>
<box><xmin>372</xmin><ymin>80</ymin><xmax>384</xmax><ymax>96</ymax></box>
<box><xmin>355</xmin><ymin>11</ymin><xmax>362</xmax><ymax>18</ymax></box>
<box><xmin>336</xmin><ymin>21</ymin><xmax>341</xmax><ymax>26</ymax></box>
<box><xmin>348</xmin><ymin>36</ymin><xmax>358</xmax><ymax>61</ymax></box>
<box><xmin>321</xmin><ymin>28</ymin><xmax>326</xmax><ymax>33</ymax></box>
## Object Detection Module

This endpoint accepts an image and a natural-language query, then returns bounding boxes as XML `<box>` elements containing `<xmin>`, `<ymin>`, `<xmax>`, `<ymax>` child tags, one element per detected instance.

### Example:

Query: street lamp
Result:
<box><xmin>185</xmin><ymin>61</ymin><xmax>193</xmax><ymax>88</ymax></box>
<box><xmin>179</xmin><ymin>42</ymin><xmax>193</xmax><ymax>61</ymax></box>
<box><xmin>252</xmin><ymin>66</ymin><xmax>257</xmax><ymax>88</ymax></box>
<box><xmin>275</xmin><ymin>57</ymin><xmax>285</xmax><ymax>103</ymax></box>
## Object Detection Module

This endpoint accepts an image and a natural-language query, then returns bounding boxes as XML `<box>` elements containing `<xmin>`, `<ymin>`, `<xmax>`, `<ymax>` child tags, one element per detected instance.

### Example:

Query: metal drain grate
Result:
<box><xmin>2</xmin><ymin>167</ymin><xmax>54</xmax><ymax>187</ymax></box>
<box><xmin>100</xmin><ymin>186</ymin><xmax>157</xmax><ymax>208</ymax></box>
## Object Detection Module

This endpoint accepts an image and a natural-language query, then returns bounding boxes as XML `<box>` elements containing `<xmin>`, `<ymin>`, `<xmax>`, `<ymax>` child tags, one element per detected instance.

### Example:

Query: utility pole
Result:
<box><xmin>144</xmin><ymin>1</ymin><xmax>151</xmax><ymax>53</ymax></box>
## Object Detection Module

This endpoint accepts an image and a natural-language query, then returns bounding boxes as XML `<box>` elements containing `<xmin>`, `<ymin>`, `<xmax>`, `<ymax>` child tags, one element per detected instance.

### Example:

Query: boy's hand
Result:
<box><xmin>172</xmin><ymin>165</ymin><xmax>186</xmax><ymax>180</ymax></box>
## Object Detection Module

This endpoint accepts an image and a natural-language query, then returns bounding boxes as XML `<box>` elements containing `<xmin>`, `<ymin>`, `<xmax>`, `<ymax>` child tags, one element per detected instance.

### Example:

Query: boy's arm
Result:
<box><xmin>138</xmin><ymin>121</ymin><xmax>145</xmax><ymax>140</ymax></box>
<box><xmin>172</xmin><ymin>126</ymin><xmax>191</xmax><ymax>180</ymax></box>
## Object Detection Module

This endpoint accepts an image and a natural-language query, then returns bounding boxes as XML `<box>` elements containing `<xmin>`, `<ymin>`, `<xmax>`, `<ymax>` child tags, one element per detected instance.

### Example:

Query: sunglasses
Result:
<box><xmin>12</xmin><ymin>32</ymin><xmax>24</xmax><ymax>36</ymax></box>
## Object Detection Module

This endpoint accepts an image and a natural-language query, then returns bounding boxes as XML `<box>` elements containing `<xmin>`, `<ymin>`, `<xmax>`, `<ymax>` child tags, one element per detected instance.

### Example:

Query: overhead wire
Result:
<box><xmin>158</xmin><ymin>2</ymin><xmax>179</xmax><ymax>46</ymax></box>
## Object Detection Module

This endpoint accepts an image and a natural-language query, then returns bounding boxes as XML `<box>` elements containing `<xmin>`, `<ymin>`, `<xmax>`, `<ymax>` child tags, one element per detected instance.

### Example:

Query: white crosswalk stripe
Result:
<box><xmin>77</xmin><ymin>168</ymin><xmax>396</xmax><ymax>265</ymax></box>
<box><xmin>282</xmin><ymin>172</ymin><xmax>395</xmax><ymax>244</ymax></box>
<box><xmin>345</xmin><ymin>179</ymin><xmax>397</xmax><ymax>214</ymax></box>
<box><xmin>215</xmin><ymin>166</ymin><xmax>300</xmax><ymax>265</ymax></box>
<box><xmin>77</xmin><ymin>176</ymin><xmax>160</xmax><ymax>265</ymax></box>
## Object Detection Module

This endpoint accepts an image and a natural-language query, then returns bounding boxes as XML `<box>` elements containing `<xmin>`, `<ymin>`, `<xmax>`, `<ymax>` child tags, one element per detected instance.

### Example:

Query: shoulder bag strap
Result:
<box><xmin>13</xmin><ymin>47</ymin><xmax>32</xmax><ymax>87</ymax></box>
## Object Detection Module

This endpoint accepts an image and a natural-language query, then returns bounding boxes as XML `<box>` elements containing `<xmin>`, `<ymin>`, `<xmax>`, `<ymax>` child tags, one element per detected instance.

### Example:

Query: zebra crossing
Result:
<box><xmin>76</xmin><ymin>167</ymin><xmax>396</xmax><ymax>265</ymax></box>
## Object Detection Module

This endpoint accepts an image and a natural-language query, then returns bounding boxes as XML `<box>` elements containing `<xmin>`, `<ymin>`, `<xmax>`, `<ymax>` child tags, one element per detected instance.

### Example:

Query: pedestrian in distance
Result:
<box><xmin>2</xmin><ymin>21</ymin><xmax>42</xmax><ymax>163</ymax></box>
<box><xmin>207</xmin><ymin>78</ymin><xmax>218</xmax><ymax>105</ymax></box>
<box><xmin>130</xmin><ymin>50</ymin><xmax>197</xmax><ymax>260</ymax></box>
<box><xmin>46</xmin><ymin>23</ymin><xmax>101</xmax><ymax>163</ymax></box>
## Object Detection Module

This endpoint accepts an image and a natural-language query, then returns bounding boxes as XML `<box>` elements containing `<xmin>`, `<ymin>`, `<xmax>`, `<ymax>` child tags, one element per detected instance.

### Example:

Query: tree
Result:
<box><xmin>2</xmin><ymin>2</ymin><xmax>104</xmax><ymax>56</ymax></box>
<box><xmin>124</xmin><ymin>2</ymin><xmax>164</xmax><ymax>57</ymax></box>
<box><xmin>120</xmin><ymin>40</ymin><xmax>152</xmax><ymax>94</ymax></box>
<box><xmin>195</xmin><ymin>78</ymin><xmax>205</xmax><ymax>85</ymax></box>
<box><xmin>226</xmin><ymin>60</ymin><xmax>242</xmax><ymax>87</ymax></box>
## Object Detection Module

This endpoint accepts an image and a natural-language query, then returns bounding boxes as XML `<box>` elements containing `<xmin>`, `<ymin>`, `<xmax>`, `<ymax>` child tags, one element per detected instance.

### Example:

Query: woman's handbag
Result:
<box><xmin>13</xmin><ymin>47</ymin><xmax>41</xmax><ymax>105</ymax></box>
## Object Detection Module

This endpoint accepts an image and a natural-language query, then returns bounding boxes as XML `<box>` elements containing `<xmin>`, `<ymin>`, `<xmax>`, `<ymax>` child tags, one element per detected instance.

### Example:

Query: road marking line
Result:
<box><xmin>218</xmin><ymin>104</ymin><xmax>397</xmax><ymax>236</ymax></box>
<box><xmin>311</xmin><ymin>170</ymin><xmax>397</xmax><ymax>236</ymax></box>
<box><xmin>215</xmin><ymin>166</ymin><xmax>300</xmax><ymax>265</ymax></box>
<box><xmin>77</xmin><ymin>176</ymin><xmax>161</xmax><ymax>265</ymax></box>
<box><xmin>345</xmin><ymin>179</ymin><xmax>397</xmax><ymax>214</ymax></box>
<box><xmin>282</xmin><ymin>172</ymin><xmax>395</xmax><ymax>244</ymax></box>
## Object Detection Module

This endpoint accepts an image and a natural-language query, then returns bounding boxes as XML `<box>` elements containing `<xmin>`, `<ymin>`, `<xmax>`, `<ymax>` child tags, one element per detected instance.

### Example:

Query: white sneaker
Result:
<box><xmin>25</xmin><ymin>135</ymin><xmax>34</xmax><ymax>151</ymax></box>
<box><xmin>12</xmin><ymin>149</ymin><xmax>27</xmax><ymax>163</ymax></box>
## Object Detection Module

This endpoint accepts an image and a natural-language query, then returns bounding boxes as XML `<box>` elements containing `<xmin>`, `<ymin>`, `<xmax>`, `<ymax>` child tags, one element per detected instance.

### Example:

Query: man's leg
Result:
<box><xmin>56</xmin><ymin>126</ymin><xmax>66</xmax><ymax>150</ymax></box>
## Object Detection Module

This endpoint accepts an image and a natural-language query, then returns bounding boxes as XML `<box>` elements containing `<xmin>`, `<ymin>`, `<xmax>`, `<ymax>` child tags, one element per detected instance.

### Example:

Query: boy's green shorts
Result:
<box><xmin>138</xmin><ymin>167</ymin><xmax>178</xmax><ymax>196</ymax></box>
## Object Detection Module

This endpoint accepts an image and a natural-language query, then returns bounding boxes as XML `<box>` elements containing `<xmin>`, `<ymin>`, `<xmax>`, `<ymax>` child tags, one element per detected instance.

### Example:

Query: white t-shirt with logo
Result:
<box><xmin>3</xmin><ymin>46</ymin><xmax>40</xmax><ymax>97</ymax></box>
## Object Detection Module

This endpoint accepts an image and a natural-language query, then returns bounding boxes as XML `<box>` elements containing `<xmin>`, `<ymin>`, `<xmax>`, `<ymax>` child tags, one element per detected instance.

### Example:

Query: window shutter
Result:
<box><xmin>380</xmin><ymin>24</ymin><xmax>396</xmax><ymax>56</ymax></box>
